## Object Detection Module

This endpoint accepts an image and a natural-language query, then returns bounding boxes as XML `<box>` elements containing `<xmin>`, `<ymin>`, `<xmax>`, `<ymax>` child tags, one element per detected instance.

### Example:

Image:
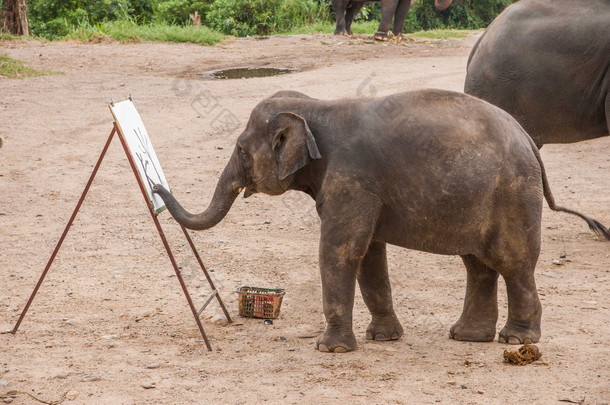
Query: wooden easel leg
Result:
<box><xmin>10</xmin><ymin>126</ymin><xmax>117</xmax><ymax>334</ymax></box>
<box><xmin>150</xmin><ymin>216</ymin><xmax>213</xmax><ymax>351</ymax></box>
<box><xmin>181</xmin><ymin>226</ymin><xmax>233</xmax><ymax>323</ymax></box>
<box><xmin>115</xmin><ymin>125</ymin><xmax>213</xmax><ymax>351</ymax></box>
<box><xmin>11</xmin><ymin>121</ymin><xmax>220</xmax><ymax>351</ymax></box>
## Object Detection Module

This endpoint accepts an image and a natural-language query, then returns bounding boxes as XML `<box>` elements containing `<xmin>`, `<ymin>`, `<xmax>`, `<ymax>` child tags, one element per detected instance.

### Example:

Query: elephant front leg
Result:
<box><xmin>391</xmin><ymin>0</ymin><xmax>412</xmax><ymax>36</ymax></box>
<box><xmin>332</xmin><ymin>0</ymin><xmax>349</xmax><ymax>35</ymax></box>
<box><xmin>334</xmin><ymin>16</ymin><xmax>348</xmax><ymax>35</ymax></box>
<box><xmin>374</xmin><ymin>0</ymin><xmax>399</xmax><ymax>40</ymax></box>
<box><xmin>316</xmin><ymin>258</ymin><xmax>358</xmax><ymax>353</ymax></box>
<box><xmin>315</xmin><ymin>198</ymin><xmax>380</xmax><ymax>353</ymax></box>
<box><xmin>358</xmin><ymin>241</ymin><xmax>403</xmax><ymax>341</ymax></box>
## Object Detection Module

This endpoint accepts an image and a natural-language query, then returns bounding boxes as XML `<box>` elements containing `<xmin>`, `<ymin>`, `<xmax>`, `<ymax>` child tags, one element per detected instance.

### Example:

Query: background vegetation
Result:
<box><xmin>0</xmin><ymin>54</ymin><xmax>55</xmax><ymax>78</ymax></box>
<box><xmin>23</xmin><ymin>0</ymin><xmax>516</xmax><ymax>42</ymax></box>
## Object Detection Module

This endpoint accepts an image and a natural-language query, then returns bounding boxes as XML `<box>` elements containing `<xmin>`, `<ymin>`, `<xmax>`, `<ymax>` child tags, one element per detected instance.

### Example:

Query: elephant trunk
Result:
<box><xmin>434</xmin><ymin>0</ymin><xmax>452</xmax><ymax>11</ymax></box>
<box><xmin>153</xmin><ymin>148</ymin><xmax>246</xmax><ymax>231</ymax></box>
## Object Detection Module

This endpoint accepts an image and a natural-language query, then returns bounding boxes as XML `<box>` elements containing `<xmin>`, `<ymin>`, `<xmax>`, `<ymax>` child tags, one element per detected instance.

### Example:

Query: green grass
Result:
<box><xmin>64</xmin><ymin>20</ymin><xmax>225</xmax><ymax>45</ymax></box>
<box><xmin>15</xmin><ymin>17</ymin><xmax>466</xmax><ymax>45</ymax></box>
<box><xmin>0</xmin><ymin>33</ymin><xmax>24</xmax><ymax>41</ymax></box>
<box><xmin>279</xmin><ymin>21</ymin><xmax>379</xmax><ymax>35</ymax></box>
<box><xmin>279</xmin><ymin>23</ymin><xmax>467</xmax><ymax>39</ymax></box>
<box><xmin>0</xmin><ymin>55</ymin><xmax>55</xmax><ymax>79</ymax></box>
<box><xmin>409</xmin><ymin>29</ymin><xmax>468</xmax><ymax>39</ymax></box>
<box><xmin>278</xmin><ymin>21</ymin><xmax>334</xmax><ymax>35</ymax></box>
<box><xmin>350</xmin><ymin>21</ymin><xmax>380</xmax><ymax>34</ymax></box>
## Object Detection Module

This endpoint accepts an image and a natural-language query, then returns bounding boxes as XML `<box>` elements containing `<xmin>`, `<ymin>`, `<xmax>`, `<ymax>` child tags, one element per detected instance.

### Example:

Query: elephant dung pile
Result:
<box><xmin>503</xmin><ymin>344</ymin><xmax>542</xmax><ymax>365</ymax></box>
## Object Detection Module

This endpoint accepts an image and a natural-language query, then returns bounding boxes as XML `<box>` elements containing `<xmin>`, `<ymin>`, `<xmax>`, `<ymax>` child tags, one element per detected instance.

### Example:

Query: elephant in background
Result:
<box><xmin>332</xmin><ymin>0</ymin><xmax>453</xmax><ymax>40</ymax></box>
<box><xmin>464</xmin><ymin>0</ymin><xmax>609</xmax><ymax>241</ymax></box>
<box><xmin>465</xmin><ymin>0</ymin><xmax>609</xmax><ymax>147</ymax></box>
<box><xmin>154</xmin><ymin>90</ymin><xmax>608</xmax><ymax>353</ymax></box>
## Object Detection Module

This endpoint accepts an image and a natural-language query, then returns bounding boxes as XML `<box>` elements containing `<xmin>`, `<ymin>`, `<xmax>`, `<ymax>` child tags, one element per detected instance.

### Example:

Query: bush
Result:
<box><xmin>25</xmin><ymin>0</ymin><xmax>514</xmax><ymax>42</ymax></box>
<box><xmin>64</xmin><ymin>20</ymin><xmax>224</xmax><ymax>45</ymax></box>
<box><xmin>156</xmin><ymin>0</ymin><xmax>212</xmax><ymax>25</ymax></box>
<box><xmin>207</xmin><ymin>0</ymin><xmax>330</xmax><ymax>36</ymax></box>
<box><xmin>207</xmin><ymin>0</ymin><xmax>279</xmax><ymax>36</ymax></box>
<box><xmin>408</xmin><ymin>0</ymin><xmax>515</xmax><ymax>32</ymax></box>
<box><xmin>28</xmin><ymin>0</ymin><xmax>157</xmax><ymax>39</ymax></box>
<box><xmin>353</xmin><ymin>2</ymin><xmax>381</xmax><ymax>23</ymax></box>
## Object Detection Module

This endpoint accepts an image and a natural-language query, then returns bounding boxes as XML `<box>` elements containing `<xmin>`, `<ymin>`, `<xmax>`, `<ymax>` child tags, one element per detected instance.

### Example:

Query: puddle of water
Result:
<box><xmin>202</xmin><ymin>67</ymin><xmax>297</xmax><ymax>79</ymax></box>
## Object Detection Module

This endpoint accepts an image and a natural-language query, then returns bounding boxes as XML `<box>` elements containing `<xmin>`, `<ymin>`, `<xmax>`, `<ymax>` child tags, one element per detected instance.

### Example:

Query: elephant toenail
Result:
<box><xmin>375</xmin><ymin>334</ymin><xmax>387</xmax><ymax>341</ymax></box>
<box><xmin>523</xmin><ymin>338</ymin><xmax>533</xmax><ymax>344</ymax></box>
<box><xmin>333</xmin><ymin>346</ymin><xmax>348</xmax><ymax>353</ymax></box>
<box><xmin>498</xmin><ymin>335</ymin><xmax>507</xmax><ymax>343</ymax></box>
<box><xmin>318</xmin><ymin>344</ymin><xmax>330</xmax><ymax>352</ymax></box>
<box><xmin>366</xmin><ymin>332</ymin><xmax>373</xmax><ymax>340</ymax></box>
<box><xmin>507</xmin><ymin>336</ymin><xmax>521</xmax><ymax>344</ymax></box>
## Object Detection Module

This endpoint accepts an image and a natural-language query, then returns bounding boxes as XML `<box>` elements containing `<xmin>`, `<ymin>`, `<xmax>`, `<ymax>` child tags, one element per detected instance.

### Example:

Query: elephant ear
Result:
<box><xmin>269</xmin><ymin>112</ymin><xmax>322</xmax><ymax>180</ymax></box>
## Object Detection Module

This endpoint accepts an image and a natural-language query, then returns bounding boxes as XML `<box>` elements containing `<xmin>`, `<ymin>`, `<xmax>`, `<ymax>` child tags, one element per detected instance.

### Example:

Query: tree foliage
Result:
<box><xmin>409</xmin><ymin>0</ymin><xmax>515</xmax><ymax>31</ymax></box>
<box><xmin>156</xmin><ymin>0</ymin><xmax>212</xmax><ymax>25</ymax></box>
<box><xmin>25</xmin><ymin>0</ymin><xmax>516</xmax><ymax>40</ymax></box>
<box><xmin>206</xmin><ymin>0</ymin><xmax>330</xmax><ymax>36</ymax></box>
<box><xmin>28</xmin><ymin>0</ymin><xmax>156</xmax><ymax>38</ymax></box>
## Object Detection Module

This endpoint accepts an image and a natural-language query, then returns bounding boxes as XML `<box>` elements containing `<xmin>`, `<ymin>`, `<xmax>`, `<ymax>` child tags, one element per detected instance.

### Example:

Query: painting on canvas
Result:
<box><xmin>110</xmin><ymin>99</ymin><xmax>170</xmax><ymax>213</ymax></box>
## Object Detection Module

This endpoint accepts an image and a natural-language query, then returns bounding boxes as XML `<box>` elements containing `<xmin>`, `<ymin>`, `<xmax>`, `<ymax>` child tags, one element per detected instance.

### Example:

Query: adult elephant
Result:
<box><xmin>332</xmin><ymin>0</ymin><xmax>453</xmax><ymax>40</ymax></box>
<box><xmin>465</xmin><ymin>0</ymin><xmax>610</xmax><ymax>147</ymax></box>
<box><xmin>153</xmin><ymin>89</ymin><xmax>608</xmax><ymax>353</ymax></box>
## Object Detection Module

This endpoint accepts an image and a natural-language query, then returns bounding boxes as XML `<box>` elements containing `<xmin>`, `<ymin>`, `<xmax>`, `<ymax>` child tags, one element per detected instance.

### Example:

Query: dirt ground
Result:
<box><xmin>1</xmin><ymin>32</ymin><xmax>609</xmax><ymax>405</ymax></box>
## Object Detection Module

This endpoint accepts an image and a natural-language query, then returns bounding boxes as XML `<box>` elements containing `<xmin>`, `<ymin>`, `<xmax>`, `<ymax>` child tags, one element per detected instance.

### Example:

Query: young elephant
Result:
<box><xmin>154</xmin><ymin>89</ymin><xmax>604</xmax><ymax>352</ymax></box>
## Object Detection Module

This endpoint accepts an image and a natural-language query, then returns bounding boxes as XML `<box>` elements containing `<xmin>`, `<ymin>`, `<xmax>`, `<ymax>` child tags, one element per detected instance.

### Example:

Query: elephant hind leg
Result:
<box><xmin>497</xmin><ymin>270</ymin><xmax>542</xmax><ymax>344</ymax></box>
<box><xmin>344</xmin><ymin>2</ymin><xmax>365</xmax><ymax>35</ymax></box>
<box><xmin>482</xmin><ymin>227</ymin><xmax>542</xmax><ymax>344</ymax></box>
<box><xmin>358</xmin><ymin>240</ymin><xmax>404</xmax><ymax>341</ymax></box>
<box><xmin>450</xmin><ymin>255</ymin><xmax>499</xmax><ymax>342</ymax></box>
<box><xmin>391</xmin><ymin>0</ymin><xmax>412</xmax><ymax>36</ymax></box>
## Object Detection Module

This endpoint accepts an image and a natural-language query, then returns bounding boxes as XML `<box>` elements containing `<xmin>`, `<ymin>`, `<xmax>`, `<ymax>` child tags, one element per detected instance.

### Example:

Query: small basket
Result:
<box><xmin>236</xmin><ymin>286</ymin><xmax>286</xmax><ymax>319</ymax></box>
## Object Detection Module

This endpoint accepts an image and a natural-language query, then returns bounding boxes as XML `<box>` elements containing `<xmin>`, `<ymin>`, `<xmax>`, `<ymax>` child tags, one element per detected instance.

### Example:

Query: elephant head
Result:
<box><xmin>434</xmin><ymin>0</ymin><xmax>453</xmax><ymax>11</ymax></box>
<box><xmin>153</xmin><ymin>101</ymin><xmax>322</xmax><ymax>231</ymax></box>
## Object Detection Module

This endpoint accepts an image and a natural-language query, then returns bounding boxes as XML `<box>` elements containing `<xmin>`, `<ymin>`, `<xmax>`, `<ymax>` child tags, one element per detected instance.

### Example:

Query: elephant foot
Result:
<box><xmin>365</xmin><ymin>315</ymin><xmax>404</xmax><ymax>341</ymax></box>
<box><xmin>498</xmin><ymin>324</ymin><xmax>540</xmax><ymax>345</ymax></box>
<box><xmin>334</xmin><ymin>29</ymin><xmax>349</xmax><ymax>36</ymax></box>
<box><xmin>316</xmin><ymin>330</ymin><xmax>357</xmax><ymax>353</ymax></box>
<box><xmin>449</xmin><ymin>320</ymin><xmax>496</xmax><ymax>342</ymax></box>
<box><xmin>373</xmin><ymin>31</ymin><xmax>390</xmax><ymax>41</ymax></box>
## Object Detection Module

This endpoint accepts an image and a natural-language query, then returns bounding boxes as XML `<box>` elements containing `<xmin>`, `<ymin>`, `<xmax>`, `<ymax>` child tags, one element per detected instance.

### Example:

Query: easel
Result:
<box><xmin>10</xmin><ymin>104</ymin><xmax>232</xmax><ymax>351</ymax></box>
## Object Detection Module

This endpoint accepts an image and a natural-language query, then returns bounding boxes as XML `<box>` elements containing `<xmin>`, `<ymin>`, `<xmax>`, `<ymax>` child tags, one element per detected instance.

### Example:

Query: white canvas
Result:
<box><xmin>110</xmin><ymin>99</ymin><xmax>170</xmax><ymax>213</ymax></box>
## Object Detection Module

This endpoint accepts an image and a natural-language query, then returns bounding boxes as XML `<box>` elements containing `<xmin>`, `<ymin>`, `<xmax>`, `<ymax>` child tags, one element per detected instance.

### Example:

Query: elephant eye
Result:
<box><xmin>239</xmin><ymin>147</ymin><xmax>251</xmax><ymax>162</ymax></box>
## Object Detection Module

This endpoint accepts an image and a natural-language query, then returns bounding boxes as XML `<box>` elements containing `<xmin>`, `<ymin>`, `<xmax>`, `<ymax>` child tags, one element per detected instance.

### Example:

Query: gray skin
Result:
<box><xmin>465</xmin><ymin>0</ymin><xmax>610</xmax><ymax>147</ymax></box>
<box><xmin>331</xmin><ymin>0</ymin><xmax>453</xmax><ymax>40</ymax></box>
<box><xmin>464</xmin><ymin>0</ymin><xmax>610</xmax><ymax>241</ymax></box>
<box><xmin>153</xmin><ymin>89</ymin><xmax>603</xmax><ymax>353</ymax></box>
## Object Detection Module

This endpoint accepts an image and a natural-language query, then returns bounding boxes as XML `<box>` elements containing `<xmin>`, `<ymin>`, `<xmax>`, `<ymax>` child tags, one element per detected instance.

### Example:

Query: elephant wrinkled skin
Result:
<box><xmin>154</xmin><ymin>89</ymin><xmax>606</xmax><ymax>352</ymax></box>
<box><xmin>465</xmin><ymin>0</ymin><xmax>610</xmax><ymax>147</ymax></box>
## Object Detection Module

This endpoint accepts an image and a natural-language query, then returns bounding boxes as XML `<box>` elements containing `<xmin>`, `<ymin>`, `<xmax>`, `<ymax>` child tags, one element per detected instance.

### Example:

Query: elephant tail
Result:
<box><xmin>529</xmin><ymin>137</ymin><xmax>610</xmax><ymax>240</ymax></box>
